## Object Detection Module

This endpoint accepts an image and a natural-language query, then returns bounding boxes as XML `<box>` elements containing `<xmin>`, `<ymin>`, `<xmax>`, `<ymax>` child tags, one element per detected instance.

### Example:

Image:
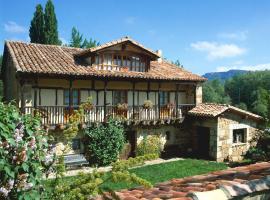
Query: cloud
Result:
<box><xmin>216</xmin><ymin>63</ymin><xmax>270</xmax><ymax>72</ymax></box>
<box><xmin>191</xmin><ymin>41</ymin><xmax>246</xmax><ymax>60</ymax></box>
<box><xmin>124</xmin><ymin>17</ymin><xmax>136</xmax><ymax>24</ymax></box>
<box><xmin>4</xmin><ymin>21</ymin><xmax>27</xmax><ymax>33</ymax></box>
<box><xmin>218</xmin><ymin>31</ymin><xmax>248</xmax><ymax>41</ymax></box>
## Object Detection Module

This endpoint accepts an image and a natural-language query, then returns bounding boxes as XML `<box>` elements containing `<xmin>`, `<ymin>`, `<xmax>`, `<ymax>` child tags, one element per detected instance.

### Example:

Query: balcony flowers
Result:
<box><xmin>116</xmin><ymin>103</ymin><xmax>128</xmax><ymax>111</ymax></box>
<box><xmin>143</xmin><ymin>100</ymin><xmax>153</xmax><ymax>109</ymax></box>
<box><xmin>81</xmin><ymin>97</ymin><xmax>94</xmax><ymax>111</ymax></box>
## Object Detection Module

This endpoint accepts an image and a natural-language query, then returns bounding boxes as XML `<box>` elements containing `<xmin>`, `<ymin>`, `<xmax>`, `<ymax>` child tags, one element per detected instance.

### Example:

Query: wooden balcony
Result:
<box><xmin>23</xmin><ymin>104</ymin><xmax>195</xmax><ymax>126</ymax></box>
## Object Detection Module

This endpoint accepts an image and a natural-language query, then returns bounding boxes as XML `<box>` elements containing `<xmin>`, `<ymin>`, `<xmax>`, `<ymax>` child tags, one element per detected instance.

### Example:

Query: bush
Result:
<box><xmin>245</xmin><ymin>129</ymin><xmax>270</xmax><ymax>161</ymax></box>
<box><xmin>84</xmin><ymin>118</ymin><xmax>125</xmax><ymax>166</ymax></box>
<box><xmin>49</xmin><ymin>154</ymin><xmax>157</xmax><ymax>200</ymax></box>
<box><xmin>136</xmin><ymin>135</ymin><xmax>163</xmax><ymax>156</ymax></box>
<box><xmin>0</xmin><ymin>102</ymin><xmax>55</xmax><ymax>199</ymax></box>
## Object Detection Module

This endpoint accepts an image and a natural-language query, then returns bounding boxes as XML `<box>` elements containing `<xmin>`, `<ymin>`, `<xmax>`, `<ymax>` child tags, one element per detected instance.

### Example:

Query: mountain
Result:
<box><xmin>203</xmin><ymin>70</ymin><xmax>248</xmax><ymax>81</ymax></box>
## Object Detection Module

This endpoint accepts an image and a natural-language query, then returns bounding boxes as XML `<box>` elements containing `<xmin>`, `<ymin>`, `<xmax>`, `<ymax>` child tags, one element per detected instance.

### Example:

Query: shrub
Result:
<box><xmin>245</xmin><ymin>129</ymin><xmax>270</xmax><ymax>161</ymax></box>
<box><xmin>50</xmin><ymin>154</ymin><xmax>157</xmax><ymax>200</ymax></box>
<box><xmin>84</xmin><ymin>118</ymin><xmax>125</xmax><ymax>166</ymax></box>
<box><xmin>0</xmin><ymin>102</ymin><xmax>55</xmax><ymax>199</ymax></box>
<box><xmin>136</xmin><ymin>135</ymin><xmax>163</xmax><ymax>156</ymax></box>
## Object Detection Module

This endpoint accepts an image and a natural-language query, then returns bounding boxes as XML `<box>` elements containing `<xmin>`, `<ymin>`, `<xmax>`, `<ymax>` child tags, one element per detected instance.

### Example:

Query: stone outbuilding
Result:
<box><xmin>187</xmin><ymin>103</ymin><xmax>264</xmax><ymax>162</ymax></box>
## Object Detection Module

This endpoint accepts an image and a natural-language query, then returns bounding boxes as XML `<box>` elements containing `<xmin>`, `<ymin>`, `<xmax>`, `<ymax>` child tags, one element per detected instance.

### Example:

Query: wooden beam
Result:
<box><xmin>133</xmin><ymin>82</ymin><xmax>135</xmax><ymax>120</ymax></box>
<box><xmin>55</xmin><ymin>89</ymin><xmax>58</xmax><ymax>105</ymax></box>
<box><xmin>158</xmin><ymin>82</ymin><xmax>161</xmax><ymax>119</ymax></box>
<box><xmin>147</xmin><ymin>81</ymin><xmax>150</xmax><ymax>99</ymax></box>
<box><xmin>20</xmin><ymin>80</ymin><xmax>25</xmax><ymax>113</ymax></box>
<box><xmin>34</xmin><ymin>79</ymin><xmax>38</xmax><ymax>109</ymax></box>
<box><xmin>176</xmin><ymin>84</ymin><xmax>179</xmax><ymax>118</ymax></box>
<box><xmin>69</xmin><ymin>79</ymin><xmax>73</xmax><ymax>116</ymax></box>
<box><xmin>104</xmin><ymin>81</ymin><xmax>108</xmax><ymax>122</ymax></box>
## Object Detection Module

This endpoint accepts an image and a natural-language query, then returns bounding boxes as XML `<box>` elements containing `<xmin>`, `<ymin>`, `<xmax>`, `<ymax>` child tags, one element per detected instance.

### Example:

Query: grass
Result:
<box><xmin>45</xmin><ymin>159</ymin><xmax>227</xmax><ymax>191</ymax></box>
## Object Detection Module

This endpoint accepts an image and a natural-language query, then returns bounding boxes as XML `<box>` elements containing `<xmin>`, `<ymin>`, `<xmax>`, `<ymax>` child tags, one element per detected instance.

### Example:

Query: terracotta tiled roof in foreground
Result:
<box><xmin>3</xmin><ymin>40</ymin><xmax>206</xmax><ymax>82</ymax></box>
<box><xmin>188</xmin><ymin>103</ymin><xmax>263</xmax><ymax>120</ymax></box>
<box><xmin>97</xmin><ymin>162</ymin><xmax>270</xmax><ymax>200</ymax></box>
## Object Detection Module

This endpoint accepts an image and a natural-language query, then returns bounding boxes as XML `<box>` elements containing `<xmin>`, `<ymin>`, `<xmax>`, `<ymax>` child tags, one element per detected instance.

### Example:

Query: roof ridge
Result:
<box><xmin>5</xmin><ymin>40</ymin><xmax>83</xmax><ymax>51</ymax></box>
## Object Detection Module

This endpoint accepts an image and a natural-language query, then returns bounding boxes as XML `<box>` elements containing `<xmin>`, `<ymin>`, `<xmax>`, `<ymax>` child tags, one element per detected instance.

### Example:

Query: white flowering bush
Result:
<box><xmin>0</xmin><ymin>102</ymin><xmax>55</xmax><ymax>199</ymax></box>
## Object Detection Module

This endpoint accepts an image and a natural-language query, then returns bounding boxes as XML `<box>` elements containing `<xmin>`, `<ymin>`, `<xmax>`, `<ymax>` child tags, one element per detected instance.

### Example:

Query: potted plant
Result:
<box><xmin>81</xmin><ymin>97</ymin><xmax>94</xmax><ymax>111</ymax></box>
<box><xmin>143</xmin><ymin>100</ymin><xmax>153</xmax><ymax>109</ymax></box>
<box><xmin>116</xmin><ymin>103</ymin><xmax>128</xmax><ymax>111</ymax></box>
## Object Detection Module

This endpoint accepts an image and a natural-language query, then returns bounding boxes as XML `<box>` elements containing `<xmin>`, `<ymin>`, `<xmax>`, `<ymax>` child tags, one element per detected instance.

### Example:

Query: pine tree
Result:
<box><xmin>44</xmin><ymin>0</ymin><xmax>61</xmax><ymax>45</ymax></box>
<box><xmin>29</xmin><ymin>4</ymin><xmax>45</xmax><ymax>44</ymax></box>
<box><xmin>69</xmin><ymin>27</ymin><xmax>100</xmax><ymax>48</ymax></box>
<box><xmin>70</xmin><ymin>27</ymin><xmax>83</xmax><ymax>48</ymax></box>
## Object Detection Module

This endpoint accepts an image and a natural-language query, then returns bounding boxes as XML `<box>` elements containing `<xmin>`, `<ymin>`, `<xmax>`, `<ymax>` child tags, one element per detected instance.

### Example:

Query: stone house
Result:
<box><xmin>188</xmin><ymin>103</ymin><xmax>264</xmax><ymax>161</ymax></box>
<box><xmin>0</xmin><ymin>37</ymin><xmax>264</xmax><ymax>161</ymax></box>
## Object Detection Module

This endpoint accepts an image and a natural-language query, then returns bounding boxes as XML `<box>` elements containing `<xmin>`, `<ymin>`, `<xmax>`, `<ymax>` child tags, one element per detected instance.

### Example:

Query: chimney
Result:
<box><xmin>156</xmin><ymin>49</ymin><xmax>162</xmax><ymax>63</ymax></box>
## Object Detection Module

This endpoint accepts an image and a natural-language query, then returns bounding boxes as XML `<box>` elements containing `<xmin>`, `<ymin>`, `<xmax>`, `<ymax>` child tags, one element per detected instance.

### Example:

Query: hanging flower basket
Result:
<box><xmin>82</xmin><ymin>102</ymin><xmax>94</xmax><ymax>111</ymax></box>
<box><xmin>143</xmin><ymin>100</ymin><xmax>153</xmax><ymax>109</ymax></box>
<box><xmin>116</xmin><ymin>103</ymin><xmax>128</xmax><ymax>111</ymax></box>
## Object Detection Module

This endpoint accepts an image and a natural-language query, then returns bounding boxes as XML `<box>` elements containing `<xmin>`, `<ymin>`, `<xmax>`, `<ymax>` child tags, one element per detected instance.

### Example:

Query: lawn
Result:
<box><xmin>45</xmin><ymin>159</ymin><xmax>227</xmax><ymax>191</ymax></box>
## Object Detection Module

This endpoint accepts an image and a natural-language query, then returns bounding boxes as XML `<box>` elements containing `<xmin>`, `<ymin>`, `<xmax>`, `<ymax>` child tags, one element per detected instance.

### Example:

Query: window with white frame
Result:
<box><xmin>233</xmin><ymin>128</ymin><xmax>247</xmax><ymax>143</ymax></box>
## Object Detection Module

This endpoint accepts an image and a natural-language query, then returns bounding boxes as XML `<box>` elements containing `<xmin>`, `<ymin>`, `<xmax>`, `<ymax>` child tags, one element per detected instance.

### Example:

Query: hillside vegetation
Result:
<box><xmin>203</xmin><ymin>70</ymin><xmax>270</xmax><ymax>120</ymax></box>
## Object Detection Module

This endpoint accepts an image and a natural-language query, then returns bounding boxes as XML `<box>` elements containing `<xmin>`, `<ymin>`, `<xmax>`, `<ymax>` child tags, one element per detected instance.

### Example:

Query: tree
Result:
<box><xmin>69</xmin><ymin>27</ymin><xmax>83</xmax><ymax>48</ymax></box>
<box><xmin>202</xmin><ymin>79</ymin><xmax>231</xmax><ymax>104</ymax></box>
<box><xmin>69</xmin><ymin>27</ymin><xmax>100</xmax><ymax>48</ymax></box>
<box><xmin>173</xmin><ymin>59</ymin><xmax>183</xmax><ymax>68</ymax></box>
<box><xmin>82</xmin><ymin>38</ymin><xmax>100</xmax><ymax>48</ymax></box>
<box><xmin>29</xmin><ymin>4</ymin><xmax>45</xmax><ymax>44</ymax></box>
<box><xmin>84</xmin><ymin>118</ymin><xmax>125</xmax><ymax>166</ymax></box>
<box><xmin>0</xmin><ymin>55</ymin><xmax>3</xmax><ymax>98</ymax></box>
<box><xmin>44</xmin><ymin>0</ymin><xmax>61</xmax><ymax>45</ymax></box>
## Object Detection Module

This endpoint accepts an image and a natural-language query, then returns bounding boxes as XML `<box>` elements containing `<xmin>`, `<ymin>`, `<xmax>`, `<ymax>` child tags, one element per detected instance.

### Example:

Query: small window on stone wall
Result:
<box><xmin>233</xmin><ymin>128</ymin><xmax>247</xmax><ymax>143</ymax></box>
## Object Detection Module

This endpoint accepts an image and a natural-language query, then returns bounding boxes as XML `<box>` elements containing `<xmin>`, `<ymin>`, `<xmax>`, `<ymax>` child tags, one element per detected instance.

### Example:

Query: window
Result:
<box><xmin>64</xmin><ymin>89</ymin><xmax>80</xmax><ymax>105</ymax></box>
<box><xmin>160</xmin><ymin>92</ymin><xmax>169</xmax><ymax>105</ymax></box>
<box><xmin>113</xmin><ymin>90</ymin><xmax>127</xmax><ymax>105</ymax></box>
<box><xmin>72</xmin><ymin>139</ymin><xmax>81</xmax><ymax>150</ymax></box>
<box><xmin>233</xmin><ymin>128</ymin><xmax>247</xmax><ymax>143</ymax></box>
<box><xmin>114</xmin><ymin>55</ymin><xmax>121</xmax><ymax>66</ymax></box>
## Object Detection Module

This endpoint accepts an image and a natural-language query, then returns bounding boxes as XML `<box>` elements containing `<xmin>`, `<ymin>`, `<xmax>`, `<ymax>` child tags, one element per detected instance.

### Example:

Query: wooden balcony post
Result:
<box><xmin>34</xmin><ymin>88</ymin><xmax>37</xmax><ymax>109</ymax></box>
<box><xmin>69</xmin><ymin>79</ymin><xmax>73</xmax><ymax>117</ymax></box>
<box><xmin>132</xmin><ymin>82</ymin><xmax>135</xmax><ymax>120</ymax></box>
<box><xmin>194</xmin><ymin>84</ymin><xmax>197</xmax><ymax>105</ymax></box>
<box><xmin>20</xmin><ymin>80</ymin><xmax>25</xmax><ymax>114</ymax></box>
<box><xmin>147</xmin><ymin>81</ymin><xmax>150</xmax><ymax>99</ymax></box>
<box><xmin>158</xmin><ymin>82</ymin><xmax>161</xmax><ymax>119</ymax></box>
<box><xmin>104</xmin><ymin>81</ymin><xmax>108</xmax><ymax>122</ymax></box>
<box><xmin>176</xmin><ymin>84</ymin><xmax>179</xmax><ymax>118</ymax></box>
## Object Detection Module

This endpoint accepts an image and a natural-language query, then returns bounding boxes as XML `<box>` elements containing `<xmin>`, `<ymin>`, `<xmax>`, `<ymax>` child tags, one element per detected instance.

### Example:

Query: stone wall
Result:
<box><xmin>216</xmin><ymin>112</ymin><xmax>261</xmax><ymax>162</ymax></box>
<box><xmin>135</xmin><ymin>124</ymin><xmax>193</xmax><ymax>154</ymax></box>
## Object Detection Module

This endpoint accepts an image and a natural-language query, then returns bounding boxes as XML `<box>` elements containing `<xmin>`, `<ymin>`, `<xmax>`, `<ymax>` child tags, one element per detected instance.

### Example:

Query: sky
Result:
<box><xmin>1</xmin><ymin>0</ymin><xmax>270</xmax><ymax>75</ymax></box>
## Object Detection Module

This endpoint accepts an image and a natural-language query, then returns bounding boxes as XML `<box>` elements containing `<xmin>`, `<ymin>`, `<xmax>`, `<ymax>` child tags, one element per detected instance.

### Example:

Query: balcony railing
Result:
<box><xmin>23</xmin><ymin>104</ymin><xmax>195</xmax><ymax>126</ymax></box>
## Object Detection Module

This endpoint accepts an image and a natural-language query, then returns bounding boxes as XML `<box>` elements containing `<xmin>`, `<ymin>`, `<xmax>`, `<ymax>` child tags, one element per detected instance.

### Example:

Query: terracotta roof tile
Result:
<box><xmin>188</xmin><ymin>103</ymin><xmax>263</xmax><ymax>120</ymax></box>
<box><xmin>97</xmin><ymin>162</ymin><xmax>270</xmax><ymax>200</ymax></box>
<box><xmin>4</xmin><ymin>40</ymin><xmax>206</xmax><ymax>82</ymax></box>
